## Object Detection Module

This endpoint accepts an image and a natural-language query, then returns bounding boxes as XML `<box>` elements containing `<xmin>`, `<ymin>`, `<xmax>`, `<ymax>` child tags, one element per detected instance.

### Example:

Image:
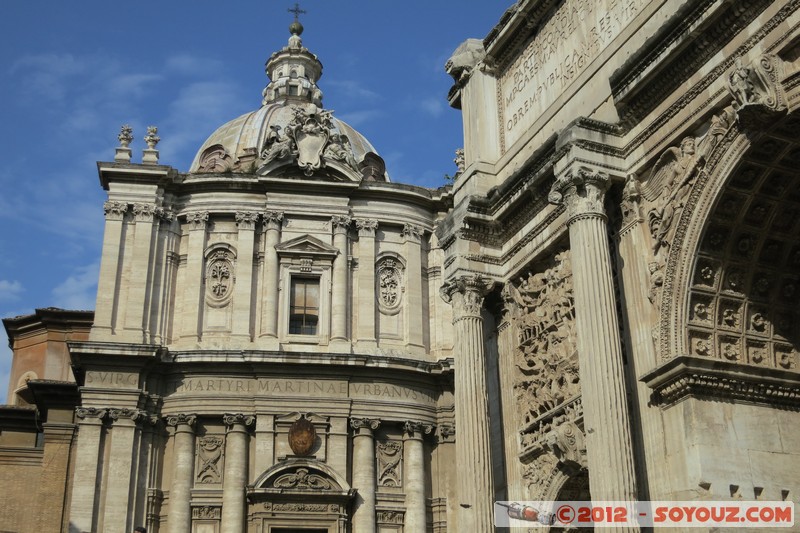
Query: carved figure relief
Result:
<box><xmin>727</xmin><ymin>54</ymin><xmax>787</xmax><ymax>126</ymax></box>
<box><xmin>197</xmin><ymin>436</ymin><xmax>224</xmax><ymax>484</ymax></box>
<box><xmin>376</xmin><ymin>256</ymin><xmax>404</xmax><ymax>315</ymax></box>
<box><xmin>507</xmin><ymin>250</ymin><xmax>578</xmax><ymax>425</ymax></box>
<box><xmin>205</xmin><ymin>249</ymin><xmax>235</xmax><ymax>306</ymax></box>
<box><xmin>376</xmin><ymin>440</ymin><xmax>403</xmax><ymax>487</ymax></box>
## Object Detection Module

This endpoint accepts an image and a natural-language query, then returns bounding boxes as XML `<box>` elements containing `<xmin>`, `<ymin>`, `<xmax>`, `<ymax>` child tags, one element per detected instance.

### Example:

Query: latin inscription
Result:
<box><xmin>86</xmin><ymin>371</ymin><xmax>138</xmax><ymax>387</ymax></box>
<box><xmin>164</xmin><ymin>378</ymin><xmax>436</xmax><ymax>404</ymax></box>
<box><xmin>500</xmin><ymin>0</ymin><xmax>650</xmax><ymax>149</ymax></box>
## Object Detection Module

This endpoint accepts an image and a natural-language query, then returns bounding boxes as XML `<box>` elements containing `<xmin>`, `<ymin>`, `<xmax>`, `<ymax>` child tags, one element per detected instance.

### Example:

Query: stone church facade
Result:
<box><xmin>2</xmin><ymin>1</ymin><xmax>800</xmax><ymax>532</ymax></box>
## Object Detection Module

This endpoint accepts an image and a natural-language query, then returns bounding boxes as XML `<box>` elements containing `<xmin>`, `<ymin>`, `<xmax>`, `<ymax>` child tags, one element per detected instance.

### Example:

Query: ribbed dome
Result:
<box><xmin>189</xmin><ymin>102</ymin><xmax>380</xmax><ymax>176</ymax></box>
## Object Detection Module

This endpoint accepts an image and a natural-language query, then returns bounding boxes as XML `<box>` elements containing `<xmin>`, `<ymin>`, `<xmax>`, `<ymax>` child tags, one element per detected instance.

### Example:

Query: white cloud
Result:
<box><xmin>420</xmin><ymin>97</ymin><xmax>444</xmax><ymax>118</ymax></box>
<box><xmin>0</xmin><ymin>343</ymin><xmax>11</xmax><ymax>405</ymax></box>
<box><xmin>165</xmin><ymin>54</ymin><xmax>224</xmax><ymax>76</ymax></box>
<box><xmin>337</xmin><ymin>109</ymin><xmax>384</xmax><ymax>127</ymax></box>
<box><xmin>326</xmin><ymin>79</ymin><xmax>380</xmax><ymax>102</ymax></box>
<box><xmin>0</xmin><ymin>280</ymin><xmax>24</xmax><ymax>302</ymax></box>
<box><xmin>51</xmin><ymin>262</ymin><xmax>99</xmax><ymax>310</ymax></box>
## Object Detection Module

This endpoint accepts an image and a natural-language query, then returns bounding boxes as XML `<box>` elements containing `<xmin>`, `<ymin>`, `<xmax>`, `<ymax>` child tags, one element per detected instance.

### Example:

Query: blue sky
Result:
<box><xmin>0</xmin><ymin>2</ymin><xmax>504</xmax><ymax>400</ymax></box>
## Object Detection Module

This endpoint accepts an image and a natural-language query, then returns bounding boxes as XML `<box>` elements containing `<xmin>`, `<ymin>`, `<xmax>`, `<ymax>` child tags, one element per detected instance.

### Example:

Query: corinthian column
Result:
<box><xmin>166</xmin><ymin>414</ymin><xmax>197</xmax><ymax>533</ymax></box>
<box><xmin>549</xmin><ymin>167</ymin><xmax>639</xmax><ymax>521</ymax></box>
<box><xmin>439</xmin><ymin>276</ymin><xmax>495</xmax><ymax>532</ymax></box>
<box><xmin>403</xmin><ymin>421</ymin><xmax>433</xmax><ymax>533</ymax></box>
<box><xmin>331</xmin><ymin>215</ymin><xmax>352</xmax><ymax>342</ymax></box>
<box><xmin>351</xmin><ymin>418</ymin><xmax>380</xmax><ymax>533</ymax></box>
<box><xmin>355</xmin><ymin>219</ymin><xmax>378</xmax><ymax>349</ymax></box>
<box><xmin>260</xmin><ymin>211</ymin><xmax>283</xmax><ymax>338</ymax></box>
<box><xmin>221</xmin><ymin>414</ymin><xmax>254</xmax><ymax>533</ymax></box>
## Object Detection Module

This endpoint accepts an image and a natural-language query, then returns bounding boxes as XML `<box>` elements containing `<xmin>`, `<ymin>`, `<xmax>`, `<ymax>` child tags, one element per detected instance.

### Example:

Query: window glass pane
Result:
<box><xmin>289</xmin><ymin>277</ymin><xmax>320</xmax><ymax>335</ymax></box>
<box><xmin>305</xmin><ymin>283</ymin><xmax>319</xmax><ymax>309</ymax></box>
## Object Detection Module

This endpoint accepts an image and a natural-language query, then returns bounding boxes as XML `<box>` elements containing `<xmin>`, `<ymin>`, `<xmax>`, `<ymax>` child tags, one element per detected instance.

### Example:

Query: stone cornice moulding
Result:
<box><xmin>641</xmin><ymin>355</ymin><xmax>800</xmax><ymax>409</ymax></box>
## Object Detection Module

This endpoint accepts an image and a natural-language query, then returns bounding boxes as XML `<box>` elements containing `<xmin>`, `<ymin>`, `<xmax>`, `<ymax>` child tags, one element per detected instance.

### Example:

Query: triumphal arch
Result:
<box><xmin>1</xmin><ymin>1</ymin><xmax>800</xmax><ymax>532</ymax></box>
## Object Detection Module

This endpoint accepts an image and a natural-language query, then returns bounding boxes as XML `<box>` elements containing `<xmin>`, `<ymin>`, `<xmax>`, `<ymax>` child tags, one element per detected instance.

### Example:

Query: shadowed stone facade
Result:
<box><xmin>2</xmin><ymin>1</ymin><xmax>800</xmax><ymax>531</ymax></box>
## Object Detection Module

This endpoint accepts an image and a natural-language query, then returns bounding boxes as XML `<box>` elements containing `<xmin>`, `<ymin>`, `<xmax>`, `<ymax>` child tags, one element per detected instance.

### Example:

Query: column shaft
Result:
<box><xmin>351</xmin><ymin>419</ymin><xmax>378</xmax><ymax>533</ymax></box>
<box><xmin>69</xmin><ymin>411</ymin><xmax>106</xmax><ymax>532</ymax></box>
<box><xmin>497</xmin><ymin>315</ymin><xmax>524</xmax><ymax>500</ymax></box>
<box><xmin>168</xmin><ymin>417</ymin><xmax>196</xmax><ymax>533</ymax></box>
<box><xmin>103</xmin><ymin>416</ymin><xmax>141</xmax><ymax>532</ymax></box>
<box><xmin>221</xmin><ymin>421</ymin><xmax>249</xmax><ymax>533</ymax></box>
<box><xmin>403</xmin><ymin>424</ymin><xmax>428</xmax><ymax>532</ymax></box>
<box><xmin>125</xmin><ymin>204</ymin><xmax>158</xmax><ymax>336</ymax></box>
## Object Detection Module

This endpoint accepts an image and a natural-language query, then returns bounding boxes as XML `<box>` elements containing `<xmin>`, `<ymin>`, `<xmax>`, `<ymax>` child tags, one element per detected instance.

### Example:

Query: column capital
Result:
<box><xmin>223</xmin><ymin>413</ymin><xmax>255</xmax><ymax>428</ymax></box>
<box><xmin>103</xmin><ymin>201</ymin><xmax>128</xmax><ymax>221</ymax></box>
<box><xmin>402</xmin><ymin>223</ymin><xmax>423</xmax><ymax>243</ymax></box>
<box><xmin>132</xmin><ymin>203</ymin><xmax>157</xmax><ymax>222</ymax></box>
<box><xmin>355</xmin><ymin>218</ymin><xmax>378</xmax><ymax>236</ymax></box>
<box><xmin>185</xmin><ymin>211</ymin><xmax>210</xmax><ymax>231</ymax></box>
<box><xmin>435</xmin><ymin>423</ymin><xmax>455</xmax><ymax>443</ymax></box>
<box><xmin>350</xmin><ymin>417</ymin><xmax>380</xmax><ymax>434</ymax></box>
<box><xmin>108</xmin><ymin>408</ymin><xmax>148</xmax><ymax>425</ymax></box>
<box><xmin>156</xmin><ymin>206</ymin><xmax>175</xmax><ymax>223</ymax></box>
<box><xmin>403</xmin><ymin>421</ymin><xmax>435</xmax><ymax>439</ymax></box>
<box><xmin>262</xmin><ymin>210</ymin><xmax>284</xmax><ymax>230</ymax></box>
<box><xmin>235</xmin><ymin>211</ymin><xmax>260</xmax><ymax>230</ymax></box>
<box><xmin>165</xmin><ymin>413</ymin><xmax>197</xmax><ymax>428</ymax></box>
<box><xmin>439</xmin><ymin>275</ymin><xmax>495</xmax><ymax>320</ymax></box>
<box><xmin>331</xmin><ymin>215</ymin><xmax>353</xmax><ymax>234</ymax></box>
<box><xmin>548</xmin><ymin>166</ymin><xmax>611</xmax><ymax>223</ymax></box>
<box><xmin>76</xmin><ymin>407</ymin><xmax>108</xmax><ymax>421</ymax></box>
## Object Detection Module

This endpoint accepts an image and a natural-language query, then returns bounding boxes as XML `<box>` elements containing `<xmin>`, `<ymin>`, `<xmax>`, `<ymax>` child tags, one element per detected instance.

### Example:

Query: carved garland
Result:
<box><xmin>376</xmin><ymin>441</ymin><xmax>403</xmax><ymax>487</ymax></box>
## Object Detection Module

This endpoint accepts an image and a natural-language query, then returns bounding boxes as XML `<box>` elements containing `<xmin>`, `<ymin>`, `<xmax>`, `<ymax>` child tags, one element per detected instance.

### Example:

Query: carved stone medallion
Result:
<box><xmin>288</xmin><ymin>415</ymin><xmax>317</xmax><ymax>456</ymax></box>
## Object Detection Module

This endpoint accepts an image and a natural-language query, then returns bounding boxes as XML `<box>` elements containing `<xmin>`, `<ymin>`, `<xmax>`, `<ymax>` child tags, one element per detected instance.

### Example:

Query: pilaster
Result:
<box><xmin>232</xmin><ymin>212</ymin><xmax>259</xmax><ymax>341</ymax></box>
<box><xmin>69</xmin><ymin>407</ymin><xmax>107</xmax><ymax>533</ymax></box>
<box><xmin>402</xmin><ymin>224</ymin><xmax>425</xmax><ymax>351</ymax></box>
<box><xmin>103</xmin><ymin>408</ymin><xmax>146</xmax><ymax>532</ymax></box>
<box><xmin>350</xmin><ymin>417</ymin><xmax>380</xmax><ymax>533</ymax></box>
<box><xmin>331</xmin><ymin>215</ymin><xmax>352</xmax><ymax>344</ymax></box>
<box><xmin>439</xmin><ymin>275</ymin><xmax>495</xmax><ymax>532</ymax></box>
<box><xmin>93</xmin><ymin>202</ymin><xmax>128</xmax><ymax>338</ymax></box>
<box><xmin>181</xmin><ymin>213</ymin><xmax>208</xmax><ymax>342</ymax></box>
<box><xmin>260</xmin><ymin>211</ymin><xmax>283</xmax><ymax>339</ymax></box>
<box><xmin>124</xmin><ymin>203</ymin><xmax>159</xmax><ymax>341</ymax></box>
<box><xmin>356</xmin><ymin>219</ymin><xmax>378</xmax><ymax>349</ymax></box>
<box><xmin>549</xmin><ymin>166</ymin><xmax>639</xmax><ymax>528</ymax></box>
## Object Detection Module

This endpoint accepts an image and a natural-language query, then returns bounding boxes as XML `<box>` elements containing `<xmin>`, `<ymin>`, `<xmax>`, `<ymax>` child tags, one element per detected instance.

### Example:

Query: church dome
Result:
<box><xmin>190</xmin><ymin>19</ymin><xmax>386</xmax><ymax>181</ymax></box>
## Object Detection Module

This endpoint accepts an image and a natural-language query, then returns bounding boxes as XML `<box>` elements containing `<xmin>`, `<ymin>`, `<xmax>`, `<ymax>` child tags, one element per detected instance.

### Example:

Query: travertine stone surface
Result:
<box><xmin>351</xmin><ymin>418</ymin><xmax>380</xmax><ymax>533</ymax></box>
<box><xmin>167</xmin><ymin>414</ymin><xmax>196</xmax><ymax>533</ymax></box>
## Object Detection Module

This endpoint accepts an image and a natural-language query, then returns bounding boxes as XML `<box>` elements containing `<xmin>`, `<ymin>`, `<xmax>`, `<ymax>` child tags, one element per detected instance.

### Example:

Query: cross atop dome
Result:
<box><xmin>262</xmin><ymin>6</ymin><xmax>323</xmax><ymax>107</ymax></box>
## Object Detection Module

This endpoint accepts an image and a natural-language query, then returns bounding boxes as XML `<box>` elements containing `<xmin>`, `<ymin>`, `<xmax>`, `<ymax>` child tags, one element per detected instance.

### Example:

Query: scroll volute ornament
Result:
<box><xmin>288</xmin><ymin>415</ymin><xmax>317</xmax><ymax>456</ymax></box>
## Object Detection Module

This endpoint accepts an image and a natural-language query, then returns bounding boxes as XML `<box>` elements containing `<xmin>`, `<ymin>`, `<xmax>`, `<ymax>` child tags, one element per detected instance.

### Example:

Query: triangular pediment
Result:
<box><xmin>275</xmin><ymin>234</ymin><xmax>339</xmax><ymax>258</ymax></box>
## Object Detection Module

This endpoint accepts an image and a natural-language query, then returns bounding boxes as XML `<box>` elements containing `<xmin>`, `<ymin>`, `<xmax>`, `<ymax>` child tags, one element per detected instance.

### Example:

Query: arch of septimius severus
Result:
<box><xmin>2</xmin><ymin>1</ymin><xmax>799</xmax><ymax>532</ymax></box>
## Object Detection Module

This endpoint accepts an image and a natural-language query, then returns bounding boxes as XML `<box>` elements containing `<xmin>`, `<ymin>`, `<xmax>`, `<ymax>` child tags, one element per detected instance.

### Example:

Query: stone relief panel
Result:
<box><xmin>685</xmin><ymin>123</ymin><xmax>800</xmax><ymax>370</ymax></box>
<box><xmin>376</xmin><ymin>440</ymin><xmax>403</xmax><ymax>487</ymax></box>
<box><xmin>376</xmin><ymin>255</ymin><xmax>405</xmax><ymax>315</ymax></box>
<box><xmin>204</xmin><ymin>247</ymin><xmax>235</xmax><ymax>307</ymax></box>
<box><xmin>196</xmin><ymin>436</ymin><xmax>224</xmax><ymax>484</ymax></box>
<box><xmin>507</xmin><ymin>250</ymin><xmax>578</xmax><ymax>426</ymax></box>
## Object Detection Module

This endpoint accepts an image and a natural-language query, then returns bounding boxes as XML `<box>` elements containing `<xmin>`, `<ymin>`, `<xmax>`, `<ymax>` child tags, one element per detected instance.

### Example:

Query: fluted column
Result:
<box><xmin>69</xmin><ymin>408</ymin><xmax>107</xmax><ymax>533</ymax></box>
<box><xmin>125</xmin><ymin>203</ymin><xmax>158</xmax><ymax>339</ymax></box>
<box><xmin>181</xmin><ymin>213</ymin><xmax>208</xmax><ymax>341</ymax></box>
<box><xmin>355</xmin><ymin>219</ymin><xmax>378</xmax><ymax>348</ymax></box>
<box><xmin>260</xmin><ymin>211</ymin><xmax>283</xmax><ymax>338</ymax></box>
<box><xmin>549</xmin><ymin>167</ymin><xmax>639</xmax><ymax>523</ymax></box>
<box><xmin>440</xmin><ymin>276</ymin><xmax>495</xmax><ymax>532</ymax></box>
<box><xmin>497</xmin><ymin>291</ymin><xmax>524</xmax><ymax>500</ymax></box>
<box><xmin>93</xmin><ymin>202</ymin><xmax>128</xmax><ymax>337</ymax></box>
<box><xmin>403</xmin><ymin>224</ymin><xmax>425</xmax><ymax>350</ymax></box>
<box><xmin>166</xmin><ymin>414</ymin><xmax>197</xmax><ymax>533</ymax></box>
<box><xmin>351</xmin><ymin>418</ymin><xmax>380</xmax><ymax>533</ymax></box>
<box><xmin>232</xmin><ymin>212</ymin><xmax>259</xmax><ymax>340</ymax></box>
<box><xmin>403</xmin><ymin>421</ymin><xmax>433</xmax><ymax>533</ymax></box>
<box><xmin>103</xmin><ymin>408</ymin><xmax>145</xmax><ymax>531</ymax></box>
<box><xmin>331</xmin><ymin>215</ymin><xmax>352</xmax><ymax>342</ymax></box>
<box><xmin>221</xmin><ymin>414</ymin><xmax>254</xmax><ymax>533</ymax></box>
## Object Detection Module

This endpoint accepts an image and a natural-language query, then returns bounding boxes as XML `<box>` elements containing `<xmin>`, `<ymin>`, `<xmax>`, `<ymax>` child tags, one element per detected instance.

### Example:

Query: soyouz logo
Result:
<box><xmin>494</xmin><ymin>501</ymin><xmax>795</xmax><ymax>528</ymax></box>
